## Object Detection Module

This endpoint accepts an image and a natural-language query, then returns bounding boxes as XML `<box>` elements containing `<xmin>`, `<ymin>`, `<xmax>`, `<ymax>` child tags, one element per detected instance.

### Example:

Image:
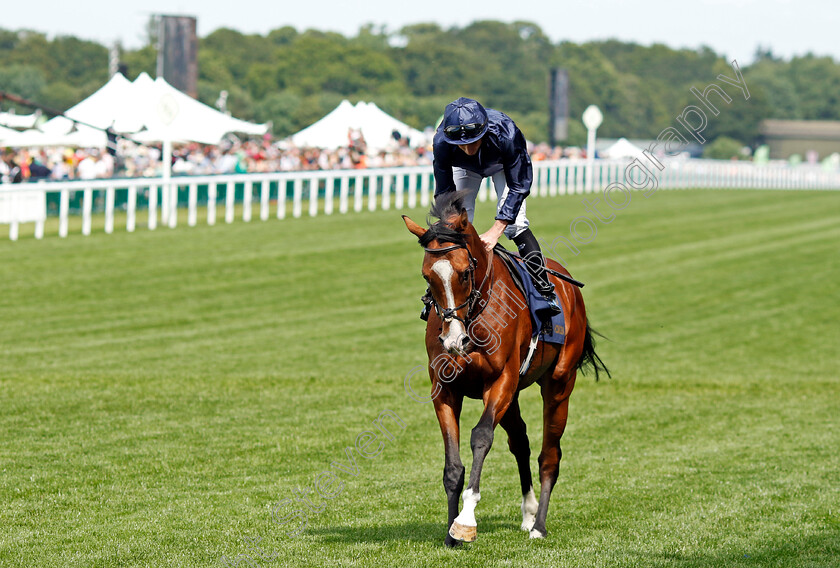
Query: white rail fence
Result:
<box><xmin>1</xmin><ymin>158</ymin><xmax>838</xmax><ymax>241</ymax></box>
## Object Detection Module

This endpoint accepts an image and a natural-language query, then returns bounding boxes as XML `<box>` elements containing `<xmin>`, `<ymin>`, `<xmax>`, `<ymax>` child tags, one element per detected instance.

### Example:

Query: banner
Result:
<box><xmin>0</xmin><ymin>189</ymin><xmax>46</xmax><ymax>224</ymax></box>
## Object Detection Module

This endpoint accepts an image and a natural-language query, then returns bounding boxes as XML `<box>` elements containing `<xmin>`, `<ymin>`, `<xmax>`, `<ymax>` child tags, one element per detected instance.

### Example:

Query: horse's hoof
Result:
<box><xmin>529</xmin><ymin>528</ymin><xmax>546</xmax><ymax>539</ymax></box>
<box><xmin>520</xmin><ymin>514</ymin><xmax>536</xmax><ymax>531</ymax></box>
<box><xmin>449</xmin><ymin>521</ymin><xmax>477</xmax><ymax>542</ymax></box>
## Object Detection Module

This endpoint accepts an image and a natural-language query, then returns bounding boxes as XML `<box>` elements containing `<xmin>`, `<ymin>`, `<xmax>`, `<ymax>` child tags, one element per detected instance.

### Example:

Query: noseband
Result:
<box><xmin>423</xmin><ymin>243</ymin><xmax>494</xmax><ymax>327</ymax></box>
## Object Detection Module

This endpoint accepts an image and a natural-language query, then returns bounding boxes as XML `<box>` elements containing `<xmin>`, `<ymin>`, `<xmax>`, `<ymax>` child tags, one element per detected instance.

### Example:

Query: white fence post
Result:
<box><xmin>35</xmin><ymin>207</ymin><xmax>44</xmax><ymax>239</ymax></box>
<box><xmin>382</xmin><ymin>173</ymin><xmax>392</xmax><ymax>211</ymax></box>
<box><xmin>368</xmin><ymin>174</ymin><xmax>377</xmax><ymax>212</ymax></box>
<box><xmin>105</xmin><ymin>186</ymin><xmax>115</xmax><ymax>234</ymax></box>
<box><xmin>127</xmin><ymin>185</ymin><xmax>137</xmax><ymax>232</ymax></box>
<box><xmin>276</xmin><ymin>179</ymin><xmax>286</xmax><ymax>220</ymax></box>
<box><xmin>395</xmin><ymin>172</ymin><xmax>405</xmax><ymax>210</ymax></box>
<box><xmin>208</xmin><ymin>183</ymin><xmax>217</xmax><ymax>225</ymax></box>
<box><xmin>168</xmin><ymin>183</ymin><xmax>178</xmax><ymax>229</ymax></box>
<box><xmin>148</xmin><ymin>185</ymin><xmax>158</xmax><ymax>230</ymax></box>
<box><xmin>308</xmin><ymin>176</ymin><xmax>319</xmax><ymax>217</ymax></box>
<box><xmin>225</xmin><ymin>182</ymin><xmax>235</xmax><ymax>224</ymax></box>
<box><xmin>243</xmin><ymin>180</ymin><xmax>253</xmax><ymax>222</ymax></box>
<box><xmin>259</xmin><ymin>180</ymin><xmax>269</xmax><ymax>221</ymax></box>
<box><xmin>339</xmin><ymin>176</ymin><xmax>350</xmax><ymax>214</ymax></box>
<box><xmin>293</xmin><ymin>178</ymin><xmax>303</xmax><ymax>218</ymax></box>
<box><xmin>82</xmin><ymin>188</ymin><xmax>92</xmax><ymax>235</ymax></box>
<box><xmin>420</xmin><ymin>171</ymin><xmax>431</xmax><ymax>207</ymax></box>
<box><xmin>537</xmin><ymin>165</ymin><xmax>548</xmax><ymax>197</ymax></box>
<box><xmin>9</xmin><ymin>192</ymin><xmax>18</xmax><ymax>240</ymax></box>
<box><xmin>188</xmin><ymin>183</ymin><xmax>198</xmax><ymax>226</ymax></box>
<box><xmin>407</xmin><ymin>171</ymin><xmax>416</xmax><ymax>209</ymax></box>
<box><xmin>558</xmin><ymin>163</ymin><xmax>568</xmax><ymax>195</ymax></box>
<box><xmin>354</xmin><ymin>175</ymin><xmax>364</xmax><ymax>213</ymax></box>
<box><xmin>325</xmin><ymin>176</ymin><xmax>335</xmax><ymax>215</ymax></box>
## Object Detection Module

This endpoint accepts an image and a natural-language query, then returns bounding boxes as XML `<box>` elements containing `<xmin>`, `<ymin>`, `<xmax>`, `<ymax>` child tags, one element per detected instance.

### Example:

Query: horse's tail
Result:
<box><xmin>577</xmin><ymin>318</ymin><xmax>611</xmax><ymax>381</ymax></box>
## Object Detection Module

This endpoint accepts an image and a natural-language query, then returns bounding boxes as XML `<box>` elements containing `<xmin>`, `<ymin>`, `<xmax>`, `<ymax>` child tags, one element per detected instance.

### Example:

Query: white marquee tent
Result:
<box><xmin>0</xmin><ymin>111</ymin><xmax>39</xmax><ymax>129</ymax></box>
<box><xmin>127</xmin><ymin>73</ymin><xmax>268</xmax><ymax>145</ymax></box>
<box><xmin>602</xmin><ymin>137</ymin><xmax>646</xmax><ymax>160</ymax></box>
<box><xmin>289</xmin><ymin>100</ymin><xmax>427</xmax><ymax>151</ymax></box>
<box><xmin>8</xmin><ymin>73</ymin><xmax>268</xmax><ymax>148</ymax></box>
<box><xmin>0</xmin><ymin>124</ymin><xmax>22</xmax><ymax>146</ymax></box>
<box><xmin>11</xmin><ymin>73</ymin><xmax>136</xmax><ymax>148</ymax></box>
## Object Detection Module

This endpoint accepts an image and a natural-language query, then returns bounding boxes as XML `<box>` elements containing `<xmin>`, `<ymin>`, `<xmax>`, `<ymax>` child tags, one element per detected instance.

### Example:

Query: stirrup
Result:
<box><xmin>542</xmin><ymin>294</ymin><xmax>563</xmax><ymax>315</ymax></box>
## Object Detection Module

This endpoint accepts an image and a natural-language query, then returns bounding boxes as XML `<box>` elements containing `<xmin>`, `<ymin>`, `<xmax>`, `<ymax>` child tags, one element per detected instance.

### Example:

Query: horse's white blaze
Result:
<box><xmin>453</xmin><ymin>488</ymin><xmax>480</xmax><ymax>527</ymax></box>
<box><xmin>431</xmin><ymin>259</ymin><xmax>467</xmax><ymax>349</ymax></box>
<box><xmin>520</xmin><ymin>487</ymin><xmax>538</xmax><ymax>531</ymax></box>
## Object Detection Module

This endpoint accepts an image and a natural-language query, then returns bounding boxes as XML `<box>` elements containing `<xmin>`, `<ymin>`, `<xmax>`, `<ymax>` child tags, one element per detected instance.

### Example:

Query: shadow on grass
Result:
<box><xmin>307</xmin><ymin>514</ymin><xmax>518</xmax><ymax>545</ymax></box>
<box><xmin>627</xmin><ymin>530</ymin><xmax>840</xmax><ymax>568</ymax></box>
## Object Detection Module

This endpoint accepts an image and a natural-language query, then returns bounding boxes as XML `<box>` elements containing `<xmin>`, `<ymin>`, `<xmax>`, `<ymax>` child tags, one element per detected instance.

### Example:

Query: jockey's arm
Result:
<box><xmin>479</xmin><ymin>219</ymin><xmax>510</xmax><ymax>253</ymax></box>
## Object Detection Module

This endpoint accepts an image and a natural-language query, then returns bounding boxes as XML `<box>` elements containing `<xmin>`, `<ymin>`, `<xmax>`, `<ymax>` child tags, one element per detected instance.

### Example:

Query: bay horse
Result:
<box><xmin>402</xmin><ymin>191</ymin><xmax>608</xmax><ymax>547</ymax></box>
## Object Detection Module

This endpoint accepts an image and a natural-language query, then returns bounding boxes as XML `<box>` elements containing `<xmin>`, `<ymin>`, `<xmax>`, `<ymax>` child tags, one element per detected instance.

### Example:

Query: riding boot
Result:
<box><xmin>420</xmin><ymin>288</ymin><xmax>433</xmax><ymax>321</ymax></box>
<box><xmin>512</xmin><ymin>229</ymin><xmax>563</xmax><ymax>316</ymax></box>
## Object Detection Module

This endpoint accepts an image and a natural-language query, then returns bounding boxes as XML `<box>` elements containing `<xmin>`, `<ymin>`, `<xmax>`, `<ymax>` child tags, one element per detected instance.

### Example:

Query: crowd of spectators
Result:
<box><xmin>0</xmin><ymin>129</ymin><xmax>583</xmax><ymax>184</ymax></box>
<box><xmin>0</xmin><ymin>130</ymin><xmax>433</xmax><ymax>183</ymax></box>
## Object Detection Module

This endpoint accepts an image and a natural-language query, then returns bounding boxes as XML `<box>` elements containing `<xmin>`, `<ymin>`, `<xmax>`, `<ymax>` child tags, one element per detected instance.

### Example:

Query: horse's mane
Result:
<box><xmin>417</xmin><ymin>190</ymin><xmax>471</xmax><ymax>248</ymax></box>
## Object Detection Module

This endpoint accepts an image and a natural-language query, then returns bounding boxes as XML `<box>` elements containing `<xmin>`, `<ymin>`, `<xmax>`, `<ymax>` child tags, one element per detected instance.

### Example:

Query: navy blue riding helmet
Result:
<box><xmin>440</xmin><ymin>97</ymin><xmax>489</xmax><ymax>145</ymax></box>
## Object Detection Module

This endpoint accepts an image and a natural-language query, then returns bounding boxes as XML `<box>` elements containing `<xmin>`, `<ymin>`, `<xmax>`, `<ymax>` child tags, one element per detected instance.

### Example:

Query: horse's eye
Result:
<box><xmin>460</xmin><ymin>271</ymin><xmax>469</xmax><ymax>283</ymax></box>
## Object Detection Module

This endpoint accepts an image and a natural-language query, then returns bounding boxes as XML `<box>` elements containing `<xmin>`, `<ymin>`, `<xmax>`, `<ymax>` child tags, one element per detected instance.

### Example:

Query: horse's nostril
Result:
<box><xmin>460</xmin><ymin>335</ymin><xmax>470</xmax><ymax>347</ymax></box>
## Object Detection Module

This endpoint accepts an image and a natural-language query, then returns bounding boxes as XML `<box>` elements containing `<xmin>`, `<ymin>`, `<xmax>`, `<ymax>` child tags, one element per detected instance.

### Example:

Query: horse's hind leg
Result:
<box><xmin>499</xmin><ymin>394</ymin><xmax>538</xmax><ymax>532</ymax></box>
<box><xmin>531</xmin><ymin>370</ymin><xmax>576</xmax><ymax>539</ymax></box>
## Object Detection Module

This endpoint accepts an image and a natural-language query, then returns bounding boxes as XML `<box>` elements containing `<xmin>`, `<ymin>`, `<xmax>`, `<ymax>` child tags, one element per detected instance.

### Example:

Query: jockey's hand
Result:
<box><xmin>479</xmin><ymin>220</ymin><xmax>509</xmax><ymax>254</ymax></box>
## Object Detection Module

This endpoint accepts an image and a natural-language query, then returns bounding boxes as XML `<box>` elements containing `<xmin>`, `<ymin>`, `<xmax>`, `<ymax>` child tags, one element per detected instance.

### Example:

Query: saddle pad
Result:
<box><xmin>494</xmin><ymin>246</ymin><xmax>565</xmax><ymax>346</ymax></box>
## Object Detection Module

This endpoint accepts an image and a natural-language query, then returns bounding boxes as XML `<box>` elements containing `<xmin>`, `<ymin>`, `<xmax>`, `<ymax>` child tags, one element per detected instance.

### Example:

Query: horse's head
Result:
<box><xmin>403</xmin><ymin>192</ymin><xmax>484</xmax><ymax>354</ymax></box>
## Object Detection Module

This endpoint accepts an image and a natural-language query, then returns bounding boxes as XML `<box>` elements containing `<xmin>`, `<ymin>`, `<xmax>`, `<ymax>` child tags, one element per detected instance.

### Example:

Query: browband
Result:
<box><xmin>423</xmin><ymin>244</ymin><xmax>464</xmax><ymax>254</ymax></box>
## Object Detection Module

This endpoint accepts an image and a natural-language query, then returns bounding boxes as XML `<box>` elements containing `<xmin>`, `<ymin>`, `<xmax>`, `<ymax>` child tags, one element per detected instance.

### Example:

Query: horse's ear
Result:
<box><xmin>402</xmin><ymin>215</ymin><xmax>427</xmax><ymax>238</ymax></box>
<box><xmin>454</xmin><ymin>209</ymin><xmax>469</xmax><ymax>232</ymax></box>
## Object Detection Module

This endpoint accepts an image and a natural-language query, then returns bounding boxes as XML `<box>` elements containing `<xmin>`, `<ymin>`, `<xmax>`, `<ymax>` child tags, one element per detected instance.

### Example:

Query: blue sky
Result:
<box><xmin>4</xmin><ymin>0</ymin><xmax>839</xmax><ymax>64</ymax></box>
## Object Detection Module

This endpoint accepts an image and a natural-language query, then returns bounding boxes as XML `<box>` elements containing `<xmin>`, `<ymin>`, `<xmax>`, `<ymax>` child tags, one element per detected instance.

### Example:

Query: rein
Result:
<box><xmin>423</xmin><ymin>243</ymin><xmax>495</xmax><ymax>326</ymax></box>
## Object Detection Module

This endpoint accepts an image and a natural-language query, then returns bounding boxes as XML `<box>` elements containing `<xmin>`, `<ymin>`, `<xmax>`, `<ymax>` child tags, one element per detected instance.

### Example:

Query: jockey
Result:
<box><xmin>421</xmin><ymin>96</ymin><xmax>563</xmax><ymax>321</ymax></box>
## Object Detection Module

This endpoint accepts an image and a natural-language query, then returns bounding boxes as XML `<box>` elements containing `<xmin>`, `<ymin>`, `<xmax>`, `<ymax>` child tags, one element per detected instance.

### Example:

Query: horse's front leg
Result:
<box><xmin>433</xmin><ymin>387</ymin><xmax>465</xmax><ymax>547</ymax></box>
<box><xmin>449</xmin><ymin>368</ymin><xmax>518</xmax><ymax>543</ymax></box>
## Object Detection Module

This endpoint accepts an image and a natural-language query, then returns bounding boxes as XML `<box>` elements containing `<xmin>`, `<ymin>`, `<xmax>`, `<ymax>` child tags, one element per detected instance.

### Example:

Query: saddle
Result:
<box><xmin>493</xmin><ymin>245</ymin><xmax>571</xmax><ymax>377</ymax></box>
<box><xmin>493</xmin><ymin>245</ymin><xmax>566</xmax><ymax>345</ymax></box>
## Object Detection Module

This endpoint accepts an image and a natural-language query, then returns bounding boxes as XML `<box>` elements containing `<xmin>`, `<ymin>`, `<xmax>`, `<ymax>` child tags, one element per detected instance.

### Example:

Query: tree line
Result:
<box><xmin>1</xmin><ymin>21</ymin><xmax>839</xmax><ymax>148</ymax></box>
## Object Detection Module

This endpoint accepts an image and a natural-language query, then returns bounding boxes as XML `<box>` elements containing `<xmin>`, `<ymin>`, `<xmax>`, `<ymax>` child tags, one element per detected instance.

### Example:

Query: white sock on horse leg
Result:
<box><xmin>521</xmin><ymin>487</ymin><xmax>538</xmax><ymax>531</ymax></box>
<box><xmin>453</xmin><ymin>488</ymin><xmax>481</xmax><ymax>527</ymax></box>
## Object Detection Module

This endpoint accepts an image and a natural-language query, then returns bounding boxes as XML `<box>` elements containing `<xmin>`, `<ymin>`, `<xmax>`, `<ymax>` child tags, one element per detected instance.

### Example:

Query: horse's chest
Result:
<box><xmin>433</xmin><ymin>351</ymin><xmax>507</xmax><ymax>399</ymax></box>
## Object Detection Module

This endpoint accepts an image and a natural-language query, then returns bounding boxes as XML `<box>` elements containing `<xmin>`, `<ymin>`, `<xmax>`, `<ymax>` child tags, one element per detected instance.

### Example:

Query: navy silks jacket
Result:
<box><xmin>432</xmin><ymin>108</ymin><xmax>533</xmax><ymax>223</ymax></box>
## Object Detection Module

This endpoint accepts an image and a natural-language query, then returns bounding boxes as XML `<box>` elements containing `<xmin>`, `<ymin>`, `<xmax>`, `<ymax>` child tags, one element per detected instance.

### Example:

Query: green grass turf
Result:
<box><xmin>1</xmin><ymin>188</ymin><xmax>838</xmax><ymax>567</ymax></box>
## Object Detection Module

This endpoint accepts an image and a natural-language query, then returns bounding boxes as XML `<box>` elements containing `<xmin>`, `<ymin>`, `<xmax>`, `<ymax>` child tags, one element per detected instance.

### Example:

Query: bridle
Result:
<box><xmin>423</xmin><ymin>243</ymin><xmax>494</xmax><ymax>327</ymax></box>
